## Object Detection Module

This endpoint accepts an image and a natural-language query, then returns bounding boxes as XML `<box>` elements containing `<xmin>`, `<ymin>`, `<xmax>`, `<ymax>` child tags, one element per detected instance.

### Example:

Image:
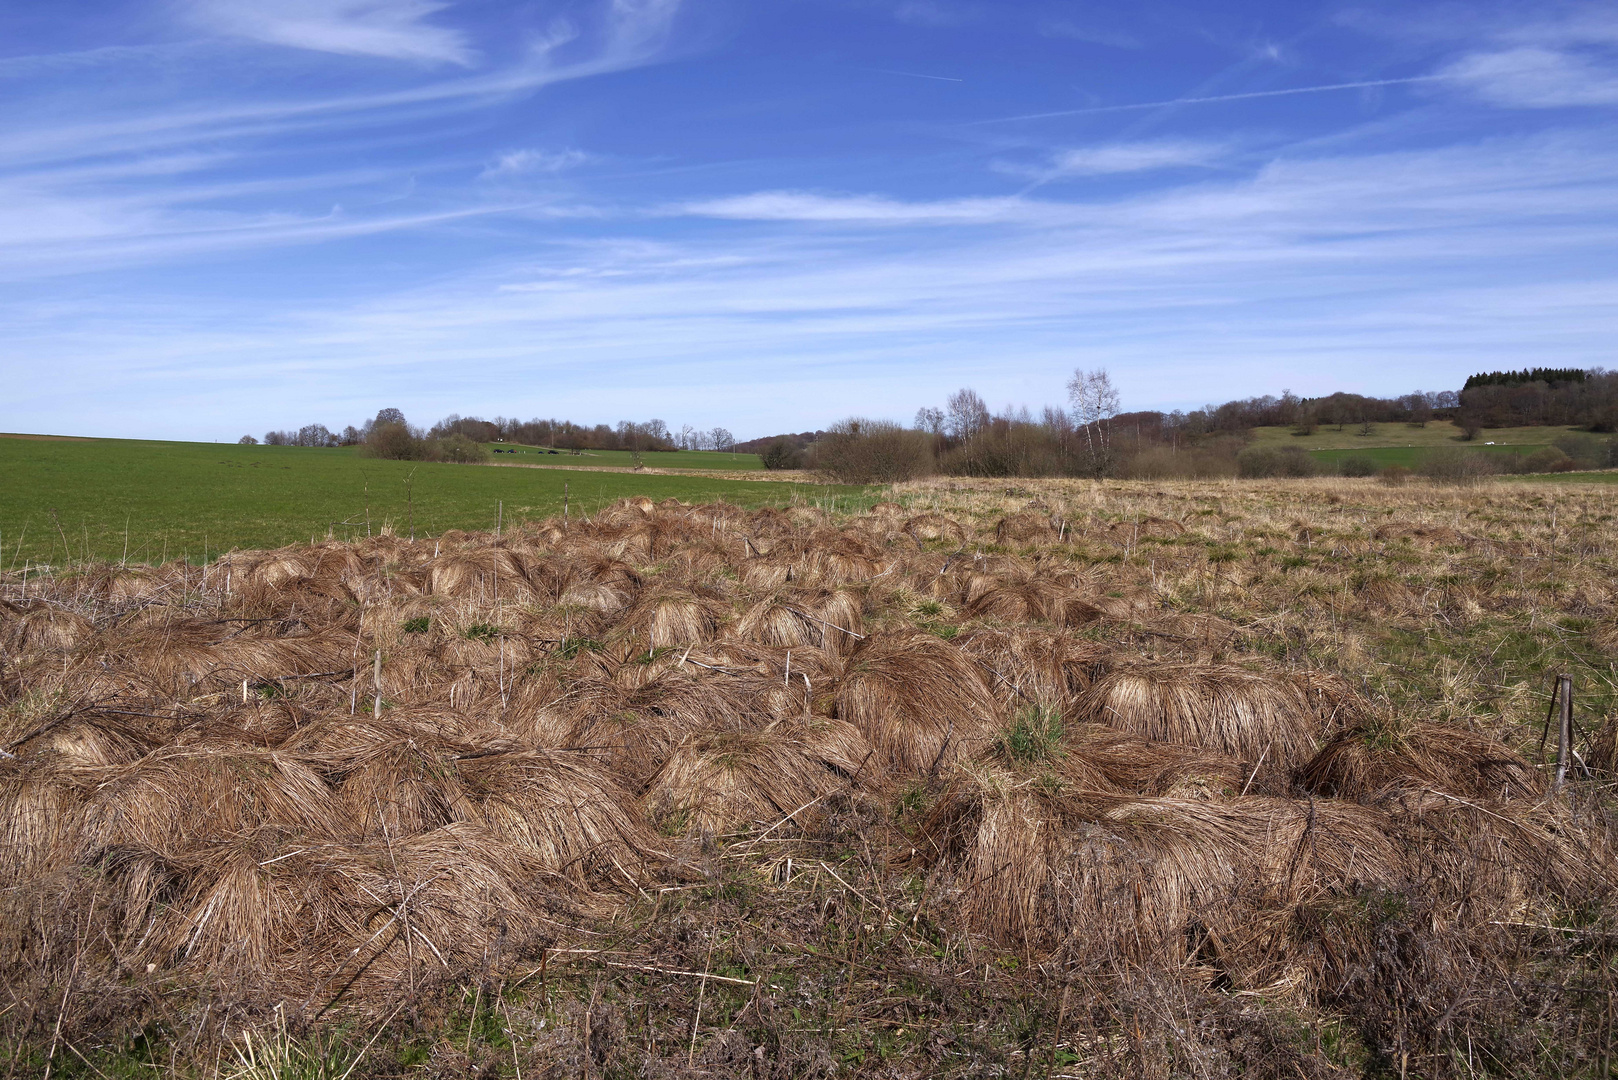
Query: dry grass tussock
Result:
<box><xmin>5</xmin><ymin>479</ymin><xmax>1618</xmax><ymax>1076</ymax></box>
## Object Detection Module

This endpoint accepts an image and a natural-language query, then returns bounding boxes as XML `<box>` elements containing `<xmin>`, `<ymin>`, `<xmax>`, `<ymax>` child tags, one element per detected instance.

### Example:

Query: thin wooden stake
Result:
<box><xmin>373</xmin><ymin>649</ymin><xmax>383</xmax><ymax>720</ymax></box>
<box><xmin>1556</xmin><ymin>673</ymin><xmax>1573</xmax><ymax>790</ymax></box>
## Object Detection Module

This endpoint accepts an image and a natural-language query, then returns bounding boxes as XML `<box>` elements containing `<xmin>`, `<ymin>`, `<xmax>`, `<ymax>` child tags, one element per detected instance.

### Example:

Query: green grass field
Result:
<box><xmin>1306</xmin><ymin>443</ymin><xmax>1550</xmax><ymax>469</ymax></box>
<box><xmin>1248</xmin><ymin>419</ymin><xmax>1582</xmax><ymax>451</ymax></box>
<box><xmin>0</xmin><ymin>437</ymin><xmax>859</xmax><ymax>568</ymax></box>
<box><xmin>487</xmin><ymin>444</ymin><xmax>764</xmax><ymax>470</ymax></box>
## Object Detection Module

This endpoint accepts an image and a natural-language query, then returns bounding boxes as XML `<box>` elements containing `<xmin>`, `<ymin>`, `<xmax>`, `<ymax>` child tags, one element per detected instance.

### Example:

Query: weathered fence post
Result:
<box><xmin>1556</xmin><ymin>673</ymin><xmax>1573</xmax><ymax>790</ymax></box>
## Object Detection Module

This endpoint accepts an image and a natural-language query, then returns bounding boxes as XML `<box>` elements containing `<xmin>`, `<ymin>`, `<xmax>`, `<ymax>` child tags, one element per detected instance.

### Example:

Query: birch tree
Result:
<box><xmin>1067</xmin><ymin>368</ymin><xmax>1120</xmax><ymax>475</ymax></box>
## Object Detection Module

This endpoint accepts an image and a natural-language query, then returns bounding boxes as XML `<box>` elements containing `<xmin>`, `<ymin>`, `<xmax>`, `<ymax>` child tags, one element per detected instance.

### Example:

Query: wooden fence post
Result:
<box><xmin>1556</xmin><ymin>673</ymin><xmax>1573</xmax><ymax>790</ymax></box>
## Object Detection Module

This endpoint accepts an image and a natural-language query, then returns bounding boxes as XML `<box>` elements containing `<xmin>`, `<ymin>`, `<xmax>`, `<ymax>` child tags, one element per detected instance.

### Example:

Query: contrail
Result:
<box><xmin>868</xmin><ymin>68</ymin><xmax>964</xmax><ymax>83</ymax></box>
<box><xmin>970</xmin><ymin>75</ymin><xmax>1447</xmax><ymax>124</ymax></box>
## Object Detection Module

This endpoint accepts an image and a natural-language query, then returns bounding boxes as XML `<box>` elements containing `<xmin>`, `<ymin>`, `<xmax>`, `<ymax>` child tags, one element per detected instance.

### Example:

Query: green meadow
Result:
<box><xmin>489</xmin><ymin>444</ymin><xmax>765</xmax><ymax>470</ymax></box>
<box><xmin>0</xmin><ymin>437</ymin><xmax>858</xmax><ymax>568</ymax></box>
<box><xmin>1247</xmin><ymin>419</ymin><xmax>1581</xmax><ymax>451</ymax></box>
<box><xmin>1305</xmin><ymin>443</ymin><xmax>1550</xmax><ymax>469</ymax></box>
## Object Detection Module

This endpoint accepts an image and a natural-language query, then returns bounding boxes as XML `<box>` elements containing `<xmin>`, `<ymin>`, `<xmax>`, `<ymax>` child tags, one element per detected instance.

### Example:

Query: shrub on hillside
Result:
<box><xmin>1338</xmin><ymin>455</ymin><xmax>1378</xmax><ymax>477</ymax></box>
<box><xmin>1237</xmin><ymin>446</ymin><xmax>1320</xmax><ymax>478</ymax></box>
<box><xmin>1523</xmin><ymin>447</ymin><xmax>1576</xmax><ymax>473</ymax></box>
<box><xmin>1419</xmin><ymin>448</ymin><xmax>1500</xmax><ymax>484</ymax></box>
<box><xmin>1378</xmin><ymin>465</ymin><xmax>1412</xmax><ymax>486</ymax></box>
<box><xmin>1552</xmin><ymin>433</ymin><xmax>1611</xmax><ymax>470</ymax></box>
<box><xmin>361</xmin><ymin>421</ymin><xmax>430</xmax><ymax>460</ymax></box>
<box><xmin>434</xmin><ymin>433</ymin><xmax>489</xmax><ymax>464</ymax></box>
<box><xmin>760</xmin><ymin>437</ymin><xmax>804</xmax><ymax>470</ymax></box>
<box><xmin>808</xmin><ymin>419</ymin><xmax>934</xmax><ymax>483</ymax></box>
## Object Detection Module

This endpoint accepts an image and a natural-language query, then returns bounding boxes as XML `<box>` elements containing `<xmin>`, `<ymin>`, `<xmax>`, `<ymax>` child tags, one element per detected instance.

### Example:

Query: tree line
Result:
<box><xmin>242</xmin><ymin>366</ymin><xmax>1618</xmax><ymax>478</ymax></box>
<box><xmin>806</xmin><ymin>368</ymin><xmax>1618</xmax><ymax>483</ymax></box>
<box><xmin>244</xmin><ymin>410</ymin><xmax>737</xmax><ymax>459</ymax></box>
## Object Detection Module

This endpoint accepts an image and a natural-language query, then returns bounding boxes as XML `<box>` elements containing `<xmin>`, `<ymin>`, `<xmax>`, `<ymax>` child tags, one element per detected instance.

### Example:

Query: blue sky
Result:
<box><xmin>2</xmin><ymin>0</ymin><xmax>1616</xmax><ymax>441</ymax></box>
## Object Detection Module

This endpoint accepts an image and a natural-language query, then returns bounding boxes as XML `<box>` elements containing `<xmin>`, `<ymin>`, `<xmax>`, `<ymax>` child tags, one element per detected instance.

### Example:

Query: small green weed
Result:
<box><xmin>557</xmin><ymin>637</ymin><xmax>604</xmax><ymax>658</ymax></box>
<box><xmin>999</xmin><ymin>707</ymin><xmax>1064</xmax><ymax>764</ymax></box>
<box><xmin>402</xmin><ymin>616</ymin><xmax>430</xmax><ymax>633</ymax></box>
<box><xmin>463</xmin><ymin>623</ymin><xmax>499</xmax><ymax>641</ymax></box>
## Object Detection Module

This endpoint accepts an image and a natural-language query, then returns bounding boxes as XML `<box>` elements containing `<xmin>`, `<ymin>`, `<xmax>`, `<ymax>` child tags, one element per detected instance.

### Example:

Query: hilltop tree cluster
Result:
<box><xmin>809</xmin><ymin>374</ymin><xmax>1470</xmax><ymax>483</ymax></box>
<box><xmin>238</xmin><ymin>367</ymin><xmax>1618</xmax><ymax>478</ymax></box>
<box><xmin>243</xmin><ymin>411</ymin><xmax>739</xmax><ymax>460</ymax></box>
<box><xmin>1456</xmin><ymin>369</ymin><xmax>1618</xmax><ymax>431</ymax></box>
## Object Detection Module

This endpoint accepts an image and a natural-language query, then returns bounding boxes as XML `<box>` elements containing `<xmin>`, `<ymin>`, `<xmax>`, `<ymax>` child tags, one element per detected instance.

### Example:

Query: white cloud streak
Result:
<box><xmin>973</xmin><ymin>76</ymin><xmax>1448</xmax><ymax>125</ymax></box>
<box><xmin>1440</xmin><ymin>46</ymin><xmax>1618</xmax><ymax>107</ymax></box>
<box><xmin>677</xmin><ymin>191</ymin><xmax>1062</xmax><ymax>225</ymax></box>
<box><xmin>186</xmin><ymin>0</ymin><xmax>476</xmax><ymax>65</ymax></box>
<box><xmin>997</xmin><ymin>140</ymin><xmax>1227</xmax><ymax>181</ymax></box>
<box><xmin>481</xmin><ymin>148</ymin><xmax>593</xmax><ymax>177</ymax></box>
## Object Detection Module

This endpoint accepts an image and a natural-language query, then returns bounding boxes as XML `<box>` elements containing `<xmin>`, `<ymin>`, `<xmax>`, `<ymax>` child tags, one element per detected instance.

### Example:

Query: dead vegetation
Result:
<box><xmin>5</xmin><ymin>477</ymin><xmax>1618</xmax><ymax>1077</ymax></box>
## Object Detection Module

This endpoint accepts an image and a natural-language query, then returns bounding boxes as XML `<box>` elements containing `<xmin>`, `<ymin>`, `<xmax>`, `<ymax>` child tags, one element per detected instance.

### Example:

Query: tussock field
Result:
<box><xmin>5</xmin><ymin>477</ymin><xmax>1618</xmax><ymax>1078</ymax></box>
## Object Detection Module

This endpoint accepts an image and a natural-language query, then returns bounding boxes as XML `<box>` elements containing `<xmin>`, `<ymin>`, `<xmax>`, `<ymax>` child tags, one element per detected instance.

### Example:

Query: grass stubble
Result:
<box><xmin>5</xmin><ymin>476</ymin><xmax>1618</xmax><ymax>1077</ymax></box>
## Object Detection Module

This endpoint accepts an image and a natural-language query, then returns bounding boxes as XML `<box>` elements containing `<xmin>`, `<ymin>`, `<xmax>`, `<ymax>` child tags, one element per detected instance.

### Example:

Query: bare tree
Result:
<box><xmin>1066</xmin><ymin>368</ymin><xmax>1120</xmax><ymax>474</ymax></box>
<box><xmin>914</xmin><ymin>406</ymin><xmax>945</xmax><ymax>435</ymax></box>
<box><xmin>709</xmin><ymin>427</ymin><xmax>735</xmax><ymax>452</ymax></box>
<box><xmin>1401</xmin><ymin>392</ymin><xmax>1433</xmax><ymax>427</ymax></box>
<box><xmin>945</xmin><ymin>388</ymin><xmax>990</xmax><ymax>443</ymax></box>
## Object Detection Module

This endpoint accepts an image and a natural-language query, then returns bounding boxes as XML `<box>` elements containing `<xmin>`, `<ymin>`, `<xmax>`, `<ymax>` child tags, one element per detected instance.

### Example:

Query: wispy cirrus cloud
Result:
<box><xmin>17</xmin><ymin>130</ymin><xmax>1618</xmax><ymax>440</ymax></box>
<box><xmin>184</xmin><ymin>0</ymin><xmax>477</xmax><ymax>65</ymax></box>
<box><xmin>1037</xmin><ymin>20</ymin><xmax>1140</xmax><ymax>49</ymax></box>
<box><xmin>892</xmin><ymin>1</ymin><xmax>978</xmax><ymax>29</ymax></box>
<box><xmin>481</xmin><ymin>148</ymin><xmax>593</xmax><ymax>178</ymax></box>
<box><xmin>997</xmin><ymin>140</ymin><xmax>1228</xmax><ymax>181</ymax></box>
<box><xmin>1440</xmin><ymin>46</ymin><xmax>1618</xmax><ymax>107</ymax></box>
<box><xmin>1345</xmin><ymin>3</ymin><xmax>1618</xmax><ymax>110</ymax></box>
<box><xmin>677</xmin><ymin>191</ymin><xmax>1063</xmax><ymax>225</ymax></box>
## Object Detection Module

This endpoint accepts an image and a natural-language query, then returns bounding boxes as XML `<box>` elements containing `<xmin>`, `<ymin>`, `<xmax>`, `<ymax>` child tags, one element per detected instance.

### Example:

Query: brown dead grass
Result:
<box><xmin>4</xmin><ymin>482</ymin><xmax>1617</xmax><ymax>1077</ymax></box>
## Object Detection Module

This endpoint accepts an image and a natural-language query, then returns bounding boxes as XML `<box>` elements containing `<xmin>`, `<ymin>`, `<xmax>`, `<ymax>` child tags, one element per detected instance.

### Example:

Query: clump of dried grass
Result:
<box><xmin>940</xmin><ymin>782</ymin><xmax>1407</xmax><ymax>985</ymax></box>
<box><xmin>1061</xmin><ymin>724</ymin><xmax>1255</xmax><ymax>799</ymax></box>
<box><xmin>960</xmin><ymin>578</ymin><xmax>1102</xmax><ymax>627</ymax></box>
<box><xmin>616</xmin><ymin>589</ymin><xmax>728</xmax><ymax>650</ymax></box>
<box><xmin>953</xmin><ymin>626</ymin><xmax>1106</xmax><ymax>711</ymax></box>
<box><xmin>1075</xmin><ymin>664</ymin><xmax>1322</xmax><ymax>768</ymax></box>
<box><xmin>457</xmin><ymin>749</ymin><xmax>663</xmax><ymax>889</ymax></box>
<box><xmin>425</xmin><ymin>548</ymin><xmax>540</xmax><ymax>601</ymax></box>
<box><xmin>834</xmin><ymin>632</ymin><xmax>1001</xmax><ymax>774</ymax></box>
<box><xmin>1108</xmin><ymin>516</ymin><xmax>1184</xmax><ymax>539</ymax></box>
<box><xmin>8</xmin><ymin>715</ymin><xmax>153</xmax><ymax>766</ymax></box>
<box><xmin>994</xmin><ymin>512</ymin><xmax>1056</xmax><ymax>543</ymax></box>
<box><xmin>328</xmin><ymin>736</ymin><xmax>478</xmax><ymax>839</ymax></box>
<box><xmin>78</xmin><ymin>746</ymin><xmax>341</xmax><ymax>860</ymax></box>
<box><xmin>0</xmin><ymin>760</ymin><xmax>93</xmax><ymax>884</ymax></box>
<box><xmin>5</xmin><ymin>606</ymin><xmax>94</xmax><ymax>652</ymax></box>
<box><xmin>1300</xmin><ymin>722</ymin><xmax>1545</xmax><ymax>802</ymax></box>
<box><xmin>562</xmin><ymin>673</ymin><xmax>766</xmax><ymax>787</ymax></box>
<box><xmin>646</xmin><ymin>719</ymin><xmax>872</xmax><ymax>834</ymax></box>
<box><xmin>734</xmin><ymin>588</ymin><xmax>864</xmax><ymax>655</ymax></box>
<box><xmin>903</xmin><ymin>513</ymin><xmax>966</xmax><ymax>545</ymax></box>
